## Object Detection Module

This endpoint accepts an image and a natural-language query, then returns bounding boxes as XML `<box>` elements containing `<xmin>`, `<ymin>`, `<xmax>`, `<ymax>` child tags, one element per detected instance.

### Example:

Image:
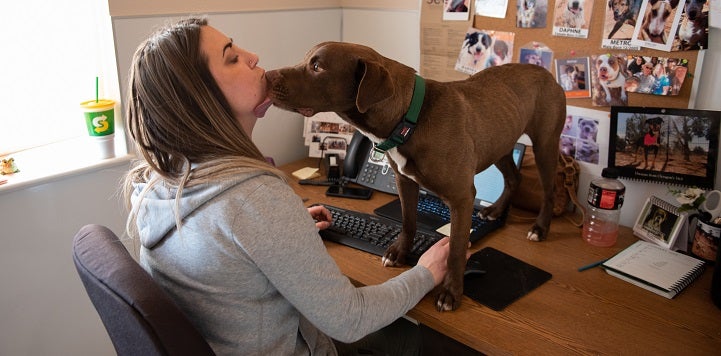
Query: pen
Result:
<box><xmin>578</xmin><ymin>258</ymin><xmax>609</xmax><ymax>272</ymax></box>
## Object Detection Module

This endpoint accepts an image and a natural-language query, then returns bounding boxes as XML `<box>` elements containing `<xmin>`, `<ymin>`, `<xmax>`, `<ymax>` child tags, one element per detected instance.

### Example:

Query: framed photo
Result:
<box><xmin>633</xmin><ymin>196</ymin><xmax>687</xmax><ymax>250</ymax></box>
<box><xmin>609</xmin><ymin>106</ymin><xmax>720</xmax><ymax>189</ymax></box>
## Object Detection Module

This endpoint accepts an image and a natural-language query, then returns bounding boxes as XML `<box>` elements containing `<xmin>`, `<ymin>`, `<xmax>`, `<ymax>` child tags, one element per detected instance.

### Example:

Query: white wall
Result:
<box><xmin>0</xmin><ymin>164</ymin><xmax>129</xmax><ymax>355</ymax></box>
<box><xmin>341</xmin><ymin>8</ymin><xmax>421</xmax><ymax>70</ymax></box>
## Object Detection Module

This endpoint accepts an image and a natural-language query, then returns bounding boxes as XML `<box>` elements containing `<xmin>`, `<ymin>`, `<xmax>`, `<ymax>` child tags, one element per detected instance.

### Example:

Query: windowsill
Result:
<box><xmin>0</xmin><ymin>136</ymin><xmax>134</xmax><ymax>195</ymax></box>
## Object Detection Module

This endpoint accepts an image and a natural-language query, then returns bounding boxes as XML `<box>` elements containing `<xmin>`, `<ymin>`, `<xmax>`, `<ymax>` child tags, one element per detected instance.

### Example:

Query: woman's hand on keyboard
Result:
<box><xmin>308</xmin><ymin>205</ymin><xmax>332</xmax><ymax>230</ymax></box>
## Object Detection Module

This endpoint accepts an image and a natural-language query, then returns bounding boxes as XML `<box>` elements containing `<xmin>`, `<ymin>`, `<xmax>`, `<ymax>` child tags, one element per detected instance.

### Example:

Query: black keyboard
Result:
<box><xmin>317</xmin><ymin>204</ymin><xmax>443</xmax><ymax>265</ymax></box>
<box><xmin>417</xmin><ymin>195</ymin><xmax>491</xmax><ymax>231</ymax></box>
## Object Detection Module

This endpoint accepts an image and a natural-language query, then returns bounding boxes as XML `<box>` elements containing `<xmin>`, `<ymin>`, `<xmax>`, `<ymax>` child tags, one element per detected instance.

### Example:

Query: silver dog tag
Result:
<box><xmin>370</xmin><ymin>148</ymin><xmax>386</xmax><ymax>162</ymax></box>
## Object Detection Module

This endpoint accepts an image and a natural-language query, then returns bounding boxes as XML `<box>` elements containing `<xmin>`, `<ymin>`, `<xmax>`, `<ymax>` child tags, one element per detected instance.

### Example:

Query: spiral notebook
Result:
<box><xmin>602</xmin><ymin>240</ymin><xmax>705</xmax><ymax>299</ymax></box>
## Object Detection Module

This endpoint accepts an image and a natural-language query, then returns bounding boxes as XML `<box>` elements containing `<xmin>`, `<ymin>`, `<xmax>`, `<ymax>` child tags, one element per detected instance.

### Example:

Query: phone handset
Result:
<box><xmin>343</xmin><ymin>131</ymin><xmax>398</xmax><ymax>195</ymax></box>
<box><xmin>343</xmin><ymin>131</ymin><xmax>371</xmax><ymax>179</ymax></box>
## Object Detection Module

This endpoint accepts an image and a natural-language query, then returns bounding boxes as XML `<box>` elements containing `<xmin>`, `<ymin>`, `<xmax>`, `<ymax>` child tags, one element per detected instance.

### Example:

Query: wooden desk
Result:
<box><xmin>282</xmin><ymin>158</ymin><xmax>721</xmax><ymax>355</ymax></box>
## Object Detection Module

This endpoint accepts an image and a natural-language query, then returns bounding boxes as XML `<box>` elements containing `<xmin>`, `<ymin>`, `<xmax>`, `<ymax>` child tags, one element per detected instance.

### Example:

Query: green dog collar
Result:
<box><xmin>371</xmin><ymin>75</ymin><xmax>425</xmax><ymax>161</ymax></box>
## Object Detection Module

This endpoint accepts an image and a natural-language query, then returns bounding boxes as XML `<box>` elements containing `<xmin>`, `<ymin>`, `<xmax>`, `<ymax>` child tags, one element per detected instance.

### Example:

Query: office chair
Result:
<box><xmin>72</xmin><ymin>224</ymin><xmax>215</xmax><ymax>356</ymax></box>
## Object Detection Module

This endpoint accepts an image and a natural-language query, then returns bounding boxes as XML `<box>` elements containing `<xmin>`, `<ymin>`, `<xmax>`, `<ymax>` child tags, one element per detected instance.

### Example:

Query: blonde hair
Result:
<box><xmin>123</xmin><ymin>16</ymin><xmax>285</xmax><ymax>237</ymax></box>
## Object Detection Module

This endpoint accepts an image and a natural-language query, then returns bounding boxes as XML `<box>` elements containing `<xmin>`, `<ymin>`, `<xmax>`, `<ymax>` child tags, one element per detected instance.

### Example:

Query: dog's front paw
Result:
<box><xmin>435</xmin><ymin>285</ymin><xmax>462</xmax><ymax>312</ymax></box>
<box><xmin>435</xmin><ymin>275</ymin><xmax>463</xmax><ymax>311</ymax></box>
<box><xmin>382</xmin><ymin>242</ymin><xmax>407</xmax><ymax>267</ymax></box>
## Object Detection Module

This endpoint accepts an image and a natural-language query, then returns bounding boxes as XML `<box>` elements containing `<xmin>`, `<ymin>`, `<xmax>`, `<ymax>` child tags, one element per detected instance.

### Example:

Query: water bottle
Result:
<box><xmin>583</xmin><ymin>168</ymin><xmax>625</xmax><ymax>247</ymax></box>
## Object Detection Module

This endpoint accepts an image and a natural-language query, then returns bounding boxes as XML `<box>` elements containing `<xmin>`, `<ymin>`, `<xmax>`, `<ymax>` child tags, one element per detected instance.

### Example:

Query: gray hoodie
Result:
<box><xmin>132</xmin><ymin>170</ymin><xmax>435</xmax><ymax>355</ymax></box>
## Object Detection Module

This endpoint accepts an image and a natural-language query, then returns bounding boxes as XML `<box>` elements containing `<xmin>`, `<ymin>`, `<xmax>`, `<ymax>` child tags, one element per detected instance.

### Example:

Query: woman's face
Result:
<box><xmin>199</xmin><ymin>26</ymin><xmax>272</xmax><ymax>135</ymax></box>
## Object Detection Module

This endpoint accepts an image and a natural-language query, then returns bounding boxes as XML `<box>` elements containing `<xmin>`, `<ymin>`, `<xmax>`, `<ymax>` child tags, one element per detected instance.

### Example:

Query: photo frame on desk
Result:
<box><xmin>608</xmin><ymin>106</ymin><xmax>720</xmax><ymax>189</ymax></box>
<box><xmin>633</xmin><ymin>195</ymin><xmax>688</xmax><ymax>250</ymax></box>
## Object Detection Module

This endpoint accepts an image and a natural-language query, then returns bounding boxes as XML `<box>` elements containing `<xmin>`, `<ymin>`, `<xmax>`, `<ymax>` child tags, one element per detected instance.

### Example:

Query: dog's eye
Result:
<box><xmin>311</xmin><ymin>61</ymin><xmax>323</xmax><ymax>72</ymax></box>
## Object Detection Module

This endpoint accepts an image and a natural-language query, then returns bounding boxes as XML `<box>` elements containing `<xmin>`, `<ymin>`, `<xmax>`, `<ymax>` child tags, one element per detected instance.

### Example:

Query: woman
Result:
<box><xmin>122</xmin><ymin>16</ymin><xmax>453</xmax><ymax>355</ymax></box>
<box><xmin>652</xmin><ymin>62</ymin><xmax>670</xmax><ymax>95</ymax></box>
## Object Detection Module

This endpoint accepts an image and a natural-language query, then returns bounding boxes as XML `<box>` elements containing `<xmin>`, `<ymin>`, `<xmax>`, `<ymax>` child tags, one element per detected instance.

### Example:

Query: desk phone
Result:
<box><xmin>343</xmin><ymin>131</ymin><xmax>397</xmax><ymax>195</ymax></box>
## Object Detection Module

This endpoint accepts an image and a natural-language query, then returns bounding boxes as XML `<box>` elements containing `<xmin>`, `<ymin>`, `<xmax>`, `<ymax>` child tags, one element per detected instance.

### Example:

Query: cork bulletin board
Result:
<box><xmin>419</xmin><ymin>0</ymin><xmax>703</xmax><ymax>111</ymax></box>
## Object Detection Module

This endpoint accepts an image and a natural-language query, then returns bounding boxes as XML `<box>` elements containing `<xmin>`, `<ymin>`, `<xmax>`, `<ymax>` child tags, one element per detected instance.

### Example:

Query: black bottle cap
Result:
<box><xmin>601</xmin><ymin>167</ymin><xmax>619</xmax><ymax>179</ymax></box>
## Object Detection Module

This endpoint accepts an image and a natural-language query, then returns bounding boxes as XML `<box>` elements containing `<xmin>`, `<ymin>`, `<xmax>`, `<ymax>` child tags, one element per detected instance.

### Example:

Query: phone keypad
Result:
<box><xmin>357</xmin><ymin>163</ymin><xmax>396</xmax><ymax>193</ymax></box>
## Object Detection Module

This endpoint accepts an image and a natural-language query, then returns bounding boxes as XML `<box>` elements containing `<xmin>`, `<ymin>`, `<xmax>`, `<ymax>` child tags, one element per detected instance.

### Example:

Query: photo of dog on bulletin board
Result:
<box><xmin>455</xmin><ymin>28</ymin><xmax>515</xmax><ymax>75</ymax></box>
<box><xmin>555</xmin><ymin>57</ymin><xmax>591</xmax><ymax>98</ymax></box>
<box><xmin>670</xmin><ymin>0</ymin><xmax>709</xmax><ymax>51</ymax></box>
<box><xmin>602</xmin><ymin>0</ymin><xmax>642</xmax><ymax>50</ymax></box>
<box><xmin>552</xmin><ymin>0</ymin><xmax>594</xmax><ymax>38</ymax></box>
<box><xmin>631</xmin><ymin>0</ymin><xmax>685</xmax><ymax>51</ymax></box>
<box><xmin>517</xmin><ymin>0</ymin><xmax>548</xmax><ymax>28</ymax></box>
<box><xmin>590</xmin><ymin>53</ymin><xmax>629</xmax><ymax>106</ymax></box>
<box><xmin>519</xmin><ymin>47</ymin><xmax>553</xmax><ymax>71</ymax></box>
<box><xmin>559</xmin><ymin>106</ymin><xmax>608</xmax><ymax>165</ymax></box>
<box><xmin>609</xmin><ymin>106</ymin><xmax>720</xmax><ymax>189</ymax></box>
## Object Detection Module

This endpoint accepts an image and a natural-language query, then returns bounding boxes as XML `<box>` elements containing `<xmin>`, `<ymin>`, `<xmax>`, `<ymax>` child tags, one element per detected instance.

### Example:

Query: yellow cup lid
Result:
<box><xmin>80</xmin><ymin>99</ymin><xmax>115</xmax><ymax>109</ymax></box>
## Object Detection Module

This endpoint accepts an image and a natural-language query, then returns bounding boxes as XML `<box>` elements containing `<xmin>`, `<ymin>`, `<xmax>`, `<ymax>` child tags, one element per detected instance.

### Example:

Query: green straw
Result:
<box><xmin>95</xmin><ymin>77</ymin><xmax>99</xmax><ymax>103</ymax></box>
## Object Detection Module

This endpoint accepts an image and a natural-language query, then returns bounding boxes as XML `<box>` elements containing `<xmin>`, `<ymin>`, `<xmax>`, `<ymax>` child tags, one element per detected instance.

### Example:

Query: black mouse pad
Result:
<box><xmin>463</xmin><ymin>247</ymin><xmax>552</xmax><ymax>311</ymax></box>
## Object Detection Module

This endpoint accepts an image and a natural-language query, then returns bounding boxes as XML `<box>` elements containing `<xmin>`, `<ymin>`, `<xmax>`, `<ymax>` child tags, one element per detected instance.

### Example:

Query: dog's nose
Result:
<box><xmin>265</xmin><ymin>70</ymin><xmax>280</xmax><ymax>83</ymax></box>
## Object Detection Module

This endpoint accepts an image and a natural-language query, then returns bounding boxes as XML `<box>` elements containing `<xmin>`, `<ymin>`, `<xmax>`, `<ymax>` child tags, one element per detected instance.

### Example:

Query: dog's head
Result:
<box><xmin>266</xmin><ymin>42</ymin><xmax>416</xmax><ymax>123</ymax></box>
<box><xmin>609</xmin><ymin>0</ymin><xmax>636</xmax><ymax>20</ymax></box>
<box><xmin>645</xmin><ymin>116</ymin><xmax>664</xmax><ymax>132</ymax></box>
<box><xmin>643</xmin><ymin>0</ymin><xmax>681</xmax><ymax>37</ymax></box>
<box><xmin>576</xmin><ymin>141</ymin><xmax>599</xmax><ymax>161</ymax></box>
<box><xmin>577</xmin><ymin>118</ymin><xmax>598</xmax><ymax>140</ymax></box>
<box><xmin>467</xmin><ymin>32</ymin><xmax>493</xmax><ymax>54</ymax></box>
<box><xmin>684</xmin><ymin>0</ymin><xmax>707</xmax><ymax>21</ymax></box>
<box><xmin>559</xmin><ymin>136</ymin><xmax>576</xmax><ymax>156</ymax></box>
<box><xmin>652</xmin><ymin>209</ymin><xmax>667</xmax><ymax>225</ymax></box>
<box><xmin>493</xmin><ymin>40</ymin><xmax>508</xmax><ymax>59</ymax></box>
<box><xmin>524</xmin><ymin>53</ymin><xmax>543</xmax><ymax>66</ymax></box>
<box><xmin>596</xmin><ymin>54</ymin><xmax>622</xmax><ymax>81</ymax></box>
<box><xmin>567</xmin><ymin>0</ymin><xmax>585</xmax><ymax>14</ymax></box>
<box><xmin>523</xmin><ymin>0</ymin><xmax>537</xmax><ymax>10</ymax></box>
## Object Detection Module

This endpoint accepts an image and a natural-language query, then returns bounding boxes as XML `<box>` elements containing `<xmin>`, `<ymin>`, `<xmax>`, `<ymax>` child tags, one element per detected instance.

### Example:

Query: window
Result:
<box><xmin>0</xmin><ymin>0</ymin><xmax>118</xmax><ymax>156</ymax></box>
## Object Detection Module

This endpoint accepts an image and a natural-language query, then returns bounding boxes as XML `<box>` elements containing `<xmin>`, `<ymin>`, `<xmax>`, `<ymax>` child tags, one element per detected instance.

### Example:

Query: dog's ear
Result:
<box><xmin>669</xmin><ymin>0</ymin><xmax>680</xmax><ymax>8</ymax></box>
<box><xmin>481</xmin><ymin>33</ymin><xmax>493</xmax><ymax>48</ymax></box>
<box><xmin>355</xmin><ymin>59</ymin><xmax>394</xmax><ymax>113</ymax></box>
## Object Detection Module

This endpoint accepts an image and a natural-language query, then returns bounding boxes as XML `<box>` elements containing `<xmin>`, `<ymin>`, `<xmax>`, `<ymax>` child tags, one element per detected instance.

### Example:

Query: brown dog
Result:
<box><xmin>266</xmin><ymin>42</ymin><xmax>566</xmax><ymax>311</ymax></box>
<box><xmin>640</xmin><ymin>0</ymin><xmax>680</xmax><ymax>43</ymax></box>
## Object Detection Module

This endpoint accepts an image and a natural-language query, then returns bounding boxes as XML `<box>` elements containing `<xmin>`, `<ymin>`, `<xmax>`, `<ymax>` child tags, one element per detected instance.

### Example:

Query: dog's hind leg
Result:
<box><xmin>480</xmin><ymin>153</ymin><xmax>520</xmax><ymax>219</ymax></box>
<box><xmin>526</xmin><ymin>143</ymin><xmax>558</xmax><ymax>241</ymax></box>
<box><xmin>525</xmin><ymin>101</ymin><xmax>565</xmax><ymax>241</ymax></box>
<box><xmin>382</xmin><ymin>173</ymin><xmax>419</xmax><ymax>267</ymax></box>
